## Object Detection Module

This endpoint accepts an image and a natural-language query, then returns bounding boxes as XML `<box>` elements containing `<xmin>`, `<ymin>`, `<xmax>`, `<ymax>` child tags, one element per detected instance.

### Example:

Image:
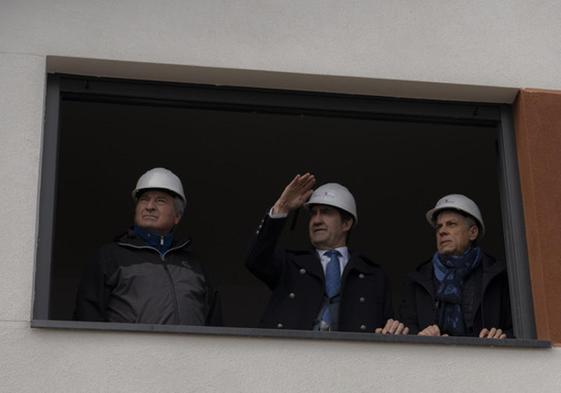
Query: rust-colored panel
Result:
<box><xmin>515</xmin><ymin>89</ymin><xmax>561</xmax><ymax>343</ymax></box>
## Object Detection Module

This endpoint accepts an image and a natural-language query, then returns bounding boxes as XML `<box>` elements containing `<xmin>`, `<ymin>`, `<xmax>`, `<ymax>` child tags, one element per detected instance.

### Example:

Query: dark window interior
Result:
<box><xmin>48</xmin><ymin>85</ymin><xmax>505</xmax><ymax>328</ymax></box>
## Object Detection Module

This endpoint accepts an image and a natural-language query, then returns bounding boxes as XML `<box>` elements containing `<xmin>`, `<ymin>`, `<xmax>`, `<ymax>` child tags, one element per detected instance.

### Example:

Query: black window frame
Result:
<box><xmin>32</xmin><ymin>73</ymin><xmax>547</xmax><ymax>348</ymax></box>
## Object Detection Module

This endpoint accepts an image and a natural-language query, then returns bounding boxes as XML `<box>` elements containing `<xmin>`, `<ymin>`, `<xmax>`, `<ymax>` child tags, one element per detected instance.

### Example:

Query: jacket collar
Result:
<box><xmin>408</xmin><ymin>262</ymin><xmax>435</xmax><ymax>297</ymax></box>
<box><xmin>479</xmin><ymin>253</ymin><xmax>506</xmax><ymax>292</ymax></box>
<box><xmin>116</xmin><ymin>229</ymin><xmax>191</xmax><ymax>253</ymax></box>
<box><xmin>291</xmin><ymin>249</ymin><xmax>380</xmax><ymax>282</ymax></box>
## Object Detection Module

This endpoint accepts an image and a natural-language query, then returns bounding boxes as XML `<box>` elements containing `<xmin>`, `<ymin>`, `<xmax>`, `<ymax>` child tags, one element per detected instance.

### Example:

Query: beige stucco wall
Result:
<box><xmin>0</xmin><ymin>324</ymin><xmax>559</xmax><ymax>393</ymax></box>
<box><xmin>2</xmin><ymin>1</ymin><xmax>561</xmax><ymax>392</ymax></box>
<box><xmin>3</xmin><ymin>0</ymin><xmax>561</xmax><ymax>102</ymax></box>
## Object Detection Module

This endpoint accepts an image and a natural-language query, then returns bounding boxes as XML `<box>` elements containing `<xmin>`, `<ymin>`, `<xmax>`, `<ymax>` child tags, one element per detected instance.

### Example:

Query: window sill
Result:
<box><xmin>31</xmin><ymin>320</ymin><xmax>550</xmax><ymax>349</ymax></box>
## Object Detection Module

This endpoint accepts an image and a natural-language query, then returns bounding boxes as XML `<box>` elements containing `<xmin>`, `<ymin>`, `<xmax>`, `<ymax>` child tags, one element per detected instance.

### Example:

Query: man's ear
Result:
<box><xmin>468</xmin><ymin>225</ymin><xmax>479</xmax><ymax>241</ymax></box>
<box><xmin>342</xmin><ymin>218</ymin><xmax>353</xmax><ymax>233</ymax></box>
<box><xmin>174</xmin><ymin>212</ymin><xmax>181</xmax><ymax>225</ymax></box>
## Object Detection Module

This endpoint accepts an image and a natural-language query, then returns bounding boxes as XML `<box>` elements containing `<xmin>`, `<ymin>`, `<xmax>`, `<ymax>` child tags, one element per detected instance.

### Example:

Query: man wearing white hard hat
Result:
<box><xmin>246</xmin><ymin>173</ymin><xmax>395</xmax><ymax>332</ymax></box>
<box><xmin>74</xmin><ymin>167</ymin><xmax>221</xmax><ymax>325</ymax></box>
<box><xmin>399</xmin><ymin>194</ymin><xmax>512</xmax><ymax>338</ymax></box>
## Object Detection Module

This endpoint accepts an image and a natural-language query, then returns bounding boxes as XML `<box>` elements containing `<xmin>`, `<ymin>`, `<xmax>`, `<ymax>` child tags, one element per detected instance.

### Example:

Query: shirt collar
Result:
<box><xmin>317</xmin><ymin>247</ymin><xmax>349</xmax><ymax>260</ymax></box>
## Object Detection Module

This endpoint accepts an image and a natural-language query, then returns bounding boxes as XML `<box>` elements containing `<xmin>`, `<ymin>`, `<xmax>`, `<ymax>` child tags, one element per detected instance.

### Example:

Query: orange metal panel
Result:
<box><xmin>515</xmin><ymin>89</ymin><xmax>561</xmax><ymax>343</ymax></box>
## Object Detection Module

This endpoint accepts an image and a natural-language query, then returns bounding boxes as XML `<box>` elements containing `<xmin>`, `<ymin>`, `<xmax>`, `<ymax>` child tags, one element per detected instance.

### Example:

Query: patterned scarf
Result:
<box><xmin>433</xmin><ymin>246</ymin><xmax>481</xmax><ymax>336</ymax></box>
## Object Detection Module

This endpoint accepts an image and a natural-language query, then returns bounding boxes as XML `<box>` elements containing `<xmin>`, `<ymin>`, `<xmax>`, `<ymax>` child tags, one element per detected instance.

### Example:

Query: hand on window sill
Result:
<box><xmin>418</xmin><ymin>324</ymin><xmax>449</xmax><ymax>337</ymax></box>
<box><xmin>375</xmin><ymin>318</ymin><xmax>409</xmax><ymax>335</ymax></box>
<box><xmin>479</xmin><ymin>327</ymin><xmax>507</xmax><ymax>339</ymax></box>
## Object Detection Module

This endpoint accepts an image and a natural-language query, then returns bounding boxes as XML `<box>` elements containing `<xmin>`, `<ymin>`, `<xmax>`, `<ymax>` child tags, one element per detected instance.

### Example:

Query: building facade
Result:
<box><xmin>1</xmin><ymin>1</ymin><xmax>561</xmax><ymax>392</ymax></box>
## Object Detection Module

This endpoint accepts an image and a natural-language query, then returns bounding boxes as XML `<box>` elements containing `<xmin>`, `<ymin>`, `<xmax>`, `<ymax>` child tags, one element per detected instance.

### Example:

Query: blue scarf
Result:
<box><xmin>433</xmin><ymin>246</ymin><xmax>481</xmax><ymax>336</ymax></box>
<box><xmin>133</xmin><ymin>225</ymin><xmax>174</xmax><ymax>255</ymax></box>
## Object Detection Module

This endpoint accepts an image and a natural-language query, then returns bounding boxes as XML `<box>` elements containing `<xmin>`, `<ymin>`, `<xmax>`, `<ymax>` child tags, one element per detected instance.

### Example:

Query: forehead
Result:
<box><xmin>137</xmin><ymin>189</ymin><xmax>174</xmax><ymax>200</ymax></box>
<box><xmin>309</xmin><ymin>204</ymin><xmax>337</xmax><ymax>213</ymax></box>
<box><xmin>435</xmin><ymin>210</ymin><xmax>465</xmax><ymax>224</ymax></box>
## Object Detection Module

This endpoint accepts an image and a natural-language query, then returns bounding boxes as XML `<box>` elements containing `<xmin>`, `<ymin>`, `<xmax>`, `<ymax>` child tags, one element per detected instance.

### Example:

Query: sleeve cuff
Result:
<box><xmin>268</xmin><ymin>207</ymin><xmax>289</xmax><ymax>219</ymax></box>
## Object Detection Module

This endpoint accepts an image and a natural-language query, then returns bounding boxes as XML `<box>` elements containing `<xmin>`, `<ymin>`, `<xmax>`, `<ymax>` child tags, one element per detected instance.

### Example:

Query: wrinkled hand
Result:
<box><xmin>374</xmin><ymin>319</ymin><xmax>409</xmax><ymax>335</ymax></box>
<box><xmin>479</xmin><ymin>327</ymin><xmax>507</xmax><ymax>339</ymax></box>
<box><xmin>418</xmin><ymin>324</ymin><xmax>448</xmax><ymax>337</ymax></box>
<box><xmin>272</xmin><ymin>173</ymin><xmax>316</xmax><ymax>215</ymax></box>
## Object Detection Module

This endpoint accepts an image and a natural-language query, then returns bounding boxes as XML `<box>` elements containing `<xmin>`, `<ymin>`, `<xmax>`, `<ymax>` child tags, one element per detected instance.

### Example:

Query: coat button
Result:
<box><xmin>360</xmin><ymin>324</ymin><xmax>366</xmax><ymax>330</ymax></box>
<box><xmin>289</xmin><ymin>292</ymin><xmax>296</xmax><ymax>299</ymax></box>
<box><xmin>277</xmin><ymin>323</ymin><xmax>284</xmax><ymax>328</ymax></box>
<box><xmin>359</xmin><ymin>297</ymin><xmax>365</xmax><ymax>303</ymax></box>
<box><xmin>299</xmin><ymin>268</ymin><xmax>306</xmax><ymax>275</ymax></box>
<box><xmin>358</xmin><ymin>273</ymin><xmax>365</xmax><ymax>279</ymax></box>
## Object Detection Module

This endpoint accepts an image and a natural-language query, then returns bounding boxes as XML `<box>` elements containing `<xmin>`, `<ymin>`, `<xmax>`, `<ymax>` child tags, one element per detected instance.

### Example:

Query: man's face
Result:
<box><xmin>308</xmin><ymin>205</ymin><xmax>353</xmax><ymax>250</ymax></box>
<box><xmin>435</xmin><ymin>211</ymin><xmax>479</xmax><ymax>256</ymax></box>
<box><xmin>134</xmin><ymin>190</ymin><xmax>180</xmax><ymax>234</ymax></box>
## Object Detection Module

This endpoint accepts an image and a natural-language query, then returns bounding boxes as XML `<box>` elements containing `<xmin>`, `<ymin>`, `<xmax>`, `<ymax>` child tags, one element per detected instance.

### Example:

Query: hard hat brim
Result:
<box><xmin>425</xmin><ymin>206</ymin><xmax>486</xmax><ymax>237</ymax></box>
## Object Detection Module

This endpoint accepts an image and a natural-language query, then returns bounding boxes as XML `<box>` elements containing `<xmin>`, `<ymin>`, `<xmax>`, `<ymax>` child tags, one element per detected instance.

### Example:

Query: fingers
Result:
<box><xmin>394</xmin><ymin>321</ymin><xmax>408</xmax><ymax>335</ymax></box>
<box><xmin>302</xmin><ymin>188</ymin><xmax>315</xmax><ymax>202</ymax></box>
<box><xmin>274</xmin><ymin>173</ymin><xmax>316</xmax><ymax>214</ymax></box>
<box><xmin>381</xmin><ymin>319</ymin><xmax>395</xmax><ymax>334</ymax></box>
<box><xmin>284</xmin><ymin>173</ymin><xmax>316</xmax><ymax>199</ymax></box>
<box><xmin>290</xmin><ymin>173</ymin><xmax>316</xmax><ymax>191</ymax></box>
<box><xmin>418</xmin><ymin>324</ymin><xmax>441</xmax><ymax>337</ymax></box>
<box><xmin>492</xmin><ymin>329</ymin><xmax>505</xmax><ymax>339</ymax></box>
<box><xmin>412</xmin><ymin>326</ymin><xmax>508</xmax><ymax>339</ymax></box>
<box><xmin>480</xmin><ymin>328</ymin><xmax>507</xmax><ymax>339</ymax></box>
<box><xmin>376</xmin><ymin>319</ymin><xmax>409</xmax><ymax>335</ymax></box>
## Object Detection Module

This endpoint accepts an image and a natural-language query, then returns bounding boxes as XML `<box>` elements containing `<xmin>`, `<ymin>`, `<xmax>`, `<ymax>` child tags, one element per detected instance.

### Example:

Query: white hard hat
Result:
<box><xmin>304</xmin><ymin>183</ymin><xmax>358</xmax><ymax>224</ymax></box>
<box><xmin>426</xmin><ymin>194</ymin><xmax>485</xmax><ymax>237</ymax></box>
<box><xmin>132</xmin><ymin>167</ymin><xmax>186</xmax><ymax>204</ymax></box>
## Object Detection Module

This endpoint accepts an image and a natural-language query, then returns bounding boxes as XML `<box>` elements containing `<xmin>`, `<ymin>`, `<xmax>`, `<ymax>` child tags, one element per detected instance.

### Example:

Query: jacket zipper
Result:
<box><xmin>161</xmin><ymin>257</ymin><xmax>181</xmax><ymax>324</ymax></box>
<box><xmin>118</xmin><ymin>240</ymin><xmax>191</xmax><ymax>323</ymax></box>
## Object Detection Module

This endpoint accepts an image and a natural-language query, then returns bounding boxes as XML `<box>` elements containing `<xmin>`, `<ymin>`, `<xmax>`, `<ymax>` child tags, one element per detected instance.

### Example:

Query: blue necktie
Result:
<box><xmin>321</xmin><ymin>250</ymin><xmax>341</xmax><ymax>327</ymax></box>
<box><xmin>325</xmin><ymin>250</ymin><xmax>341</xmax><ymax>298</ymax></box>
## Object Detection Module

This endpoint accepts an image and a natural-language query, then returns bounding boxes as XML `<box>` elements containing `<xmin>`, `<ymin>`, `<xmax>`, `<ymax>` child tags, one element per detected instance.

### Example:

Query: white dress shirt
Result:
<box><xmin>317</xmin><ymin>247</ymin><xmax>349</xmax><ymax>277</ymax></box>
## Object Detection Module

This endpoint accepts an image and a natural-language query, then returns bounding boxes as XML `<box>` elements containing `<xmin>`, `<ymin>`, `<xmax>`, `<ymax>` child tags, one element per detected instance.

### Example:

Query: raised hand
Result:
<box><xmin>272</xmin><ymin>173</ymin><xmax>316</xmax><ymax>215</ymax></box>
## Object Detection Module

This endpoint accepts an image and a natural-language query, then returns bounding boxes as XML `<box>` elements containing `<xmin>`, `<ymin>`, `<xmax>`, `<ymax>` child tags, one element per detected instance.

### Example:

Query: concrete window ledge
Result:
<box><xmin>31</xmin><ymin>320</ymin><xmax>550</xmax><ymax>349</ymax></box>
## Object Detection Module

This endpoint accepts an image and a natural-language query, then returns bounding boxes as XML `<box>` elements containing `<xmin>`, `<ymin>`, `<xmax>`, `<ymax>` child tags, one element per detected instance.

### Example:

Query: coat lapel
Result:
<box><xmin>481</xmin><ymin>254</ymin><xmax>505</xmax><ymax>292</ymax></box>
<box><xmin>294</xmin><ymin>251</ymin><xmax>324</xmax><ymax>282</ymax></box>
<box><xmin>340</xmin><ymin>253</ymin><xmax>381</xmax><ymax>289</ymax></box>
<box><xmin>409</xmin><ymin>263</ymin><xmax>435</xmax><ymax>299</ymax></box>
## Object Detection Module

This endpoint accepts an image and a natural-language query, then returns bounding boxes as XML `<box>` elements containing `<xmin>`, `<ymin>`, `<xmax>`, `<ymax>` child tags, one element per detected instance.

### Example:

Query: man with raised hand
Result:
<box><xmin>246</xmin><ymin>173</ymin><xmax>394</xmax><ymax>333</ymax></box>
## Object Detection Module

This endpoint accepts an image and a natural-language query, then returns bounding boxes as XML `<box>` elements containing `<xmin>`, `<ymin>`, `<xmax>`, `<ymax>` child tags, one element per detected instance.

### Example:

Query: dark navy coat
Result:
<box><xmin>246</xmin><ymin>215</ymin><xmax>393</xmax><ymax>332</ymax></box>
<box><xmin>399</xmin><ymin>252</ymin><xmax>513</xmax><ymax>337</ymax></box>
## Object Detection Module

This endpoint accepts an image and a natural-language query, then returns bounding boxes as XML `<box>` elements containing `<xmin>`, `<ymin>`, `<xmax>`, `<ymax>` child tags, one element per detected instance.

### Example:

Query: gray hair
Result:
<box><xmin>173</xmin><ymin>196</ymin><xmax>185</xmax><ymax>218</ymax></box>
<box><xmin>462</xmin><ymin>214</ymin><xmax>480</xmax><ymax>244</ymax></box>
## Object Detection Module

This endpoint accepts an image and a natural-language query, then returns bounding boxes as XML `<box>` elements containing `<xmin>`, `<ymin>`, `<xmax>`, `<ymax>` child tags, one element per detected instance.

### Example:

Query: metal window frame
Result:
<box><xmin>33</xmin><ymin>74</ymin><xmax>539</xmax><ymax>344</ymax></box>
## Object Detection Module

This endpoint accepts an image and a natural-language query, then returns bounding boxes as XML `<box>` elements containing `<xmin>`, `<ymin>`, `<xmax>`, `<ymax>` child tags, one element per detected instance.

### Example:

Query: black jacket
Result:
<box><xmin>399</xmin><ymin>251</ymin><xmax>513</xmax><ymax>337</ymax></box>
<box><xmin>246</xmin><ymin>215</ymin><xmax>393</xmax><ymax>332</ymax></box>
<box><xmin>74</xmin><ymin>231</ymin><xmax>221</xmax><ymax>326</ymax></box>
